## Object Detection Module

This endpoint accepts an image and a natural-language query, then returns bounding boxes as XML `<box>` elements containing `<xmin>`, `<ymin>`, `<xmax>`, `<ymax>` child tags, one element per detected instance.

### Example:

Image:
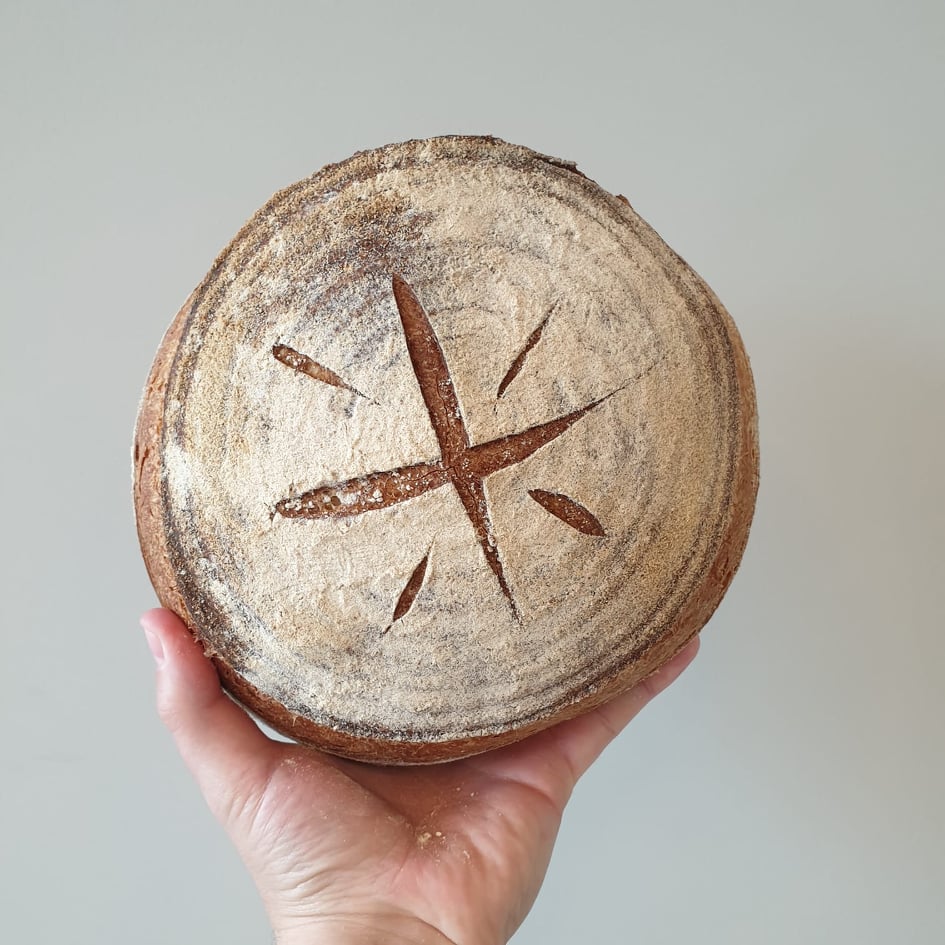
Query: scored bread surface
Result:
<box><xmin>134</xmin><ymin>136</ymin><xmax>759</xmax><ymax>763</ymax></box>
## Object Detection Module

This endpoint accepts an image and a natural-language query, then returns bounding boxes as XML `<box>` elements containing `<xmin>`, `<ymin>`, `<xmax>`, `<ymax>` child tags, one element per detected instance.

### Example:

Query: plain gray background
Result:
<box><xmin>2</xmin><ymin>1</ymin><xmax>942</xmax><ymax>942</ymax></box>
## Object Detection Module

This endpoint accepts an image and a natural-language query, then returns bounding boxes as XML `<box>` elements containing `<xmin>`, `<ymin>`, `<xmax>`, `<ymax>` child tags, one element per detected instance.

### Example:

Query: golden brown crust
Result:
<box><xmin>134</xmin><ymin>291</ymin><xmax>198</xmax><ymax>628</ymax></box>
<box><xmin>133</xmin><ymin>136</ymin><xmax>759</xmax><ymax>764</ymax></box>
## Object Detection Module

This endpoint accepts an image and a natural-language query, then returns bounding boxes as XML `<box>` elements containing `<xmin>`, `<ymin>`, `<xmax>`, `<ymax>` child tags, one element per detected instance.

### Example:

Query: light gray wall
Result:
<box><xmin>2</xmin><ymin>1</ymin><xmax>942</xmax><ymax>942</ymax></box>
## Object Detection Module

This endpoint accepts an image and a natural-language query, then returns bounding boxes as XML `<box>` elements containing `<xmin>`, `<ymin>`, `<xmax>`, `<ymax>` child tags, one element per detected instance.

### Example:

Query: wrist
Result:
<box><xmin>274</xmin><ymin>915</ymin><xmax>459</xmax><ymax>945</ymax></box>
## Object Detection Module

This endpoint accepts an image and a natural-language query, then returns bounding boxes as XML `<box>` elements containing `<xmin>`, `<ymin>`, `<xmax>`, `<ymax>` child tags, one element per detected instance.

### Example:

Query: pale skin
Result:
<box><xmin>141</xmin><ymin>608</ymin><xmax>699</xmax><ymax>945</ymax></box>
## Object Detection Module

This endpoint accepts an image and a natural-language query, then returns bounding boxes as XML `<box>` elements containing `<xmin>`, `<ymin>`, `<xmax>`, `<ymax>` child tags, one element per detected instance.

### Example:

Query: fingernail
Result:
<box><xmin>142</xmin><ymin>620</ymin><xmax>165</xmax><ymax>667</ymax></box>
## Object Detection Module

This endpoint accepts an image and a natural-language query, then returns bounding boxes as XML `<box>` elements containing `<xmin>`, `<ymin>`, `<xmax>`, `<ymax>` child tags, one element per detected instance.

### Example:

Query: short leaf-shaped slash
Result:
<box><xmin>528</xmin><ymin>489</ymin><xmax>606</xmax><ymax>537</ymax></box>
<box><xmin>273</xmin><ymin>343</ymin><xmax>373</xmax><ymax>402</ymax></box>
<box><xmin>497</xmin><ymin>306</ymin><xmax>553</xmax><ymax>399</ymax></box>
<box><xmin>385</xmin><ymin>551</ymin><xmax>431</xmax><ymax>633</ymax></box>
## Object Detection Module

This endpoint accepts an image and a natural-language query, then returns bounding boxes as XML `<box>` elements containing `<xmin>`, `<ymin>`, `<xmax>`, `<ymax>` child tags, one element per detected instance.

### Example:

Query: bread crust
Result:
<box><xmin>133</xmin><ymin>136</ymin><xmax>759</xmax><ymax>764</ymax></box>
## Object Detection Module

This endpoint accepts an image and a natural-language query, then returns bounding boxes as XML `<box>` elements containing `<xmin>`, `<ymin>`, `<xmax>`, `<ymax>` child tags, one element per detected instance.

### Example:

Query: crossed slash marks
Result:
<box><xmin>274</xmin><ymin>275</ymin><xmax>624</xmax><ymax>630</ymax></box>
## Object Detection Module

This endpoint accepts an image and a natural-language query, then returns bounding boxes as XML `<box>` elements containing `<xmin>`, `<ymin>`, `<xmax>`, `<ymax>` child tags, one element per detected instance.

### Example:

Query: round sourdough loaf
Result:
<box><xmin>134</xmin><ymin>136</ymin><xmax>759</xmax><ymax>764</ymax></box>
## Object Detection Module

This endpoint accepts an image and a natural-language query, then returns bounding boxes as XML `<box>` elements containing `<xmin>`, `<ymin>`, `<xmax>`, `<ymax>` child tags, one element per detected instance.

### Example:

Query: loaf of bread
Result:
<box><xmin>134</xmin><ymin>136</ymin><xmax>759</xmax><ymax>763</ymax></box>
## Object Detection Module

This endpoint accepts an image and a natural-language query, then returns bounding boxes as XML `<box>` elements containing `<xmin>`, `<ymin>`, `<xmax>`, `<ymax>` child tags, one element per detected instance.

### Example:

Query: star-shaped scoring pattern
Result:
<box><xmin>275</xmin><ymin>275</ymin><xmax>617</xmax><ymax>626</ymax></box>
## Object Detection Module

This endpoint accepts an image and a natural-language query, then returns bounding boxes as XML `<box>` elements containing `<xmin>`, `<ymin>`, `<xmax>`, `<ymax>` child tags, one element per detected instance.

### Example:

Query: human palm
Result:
<box><xmin>142</xmin><ymin>608</ymin><xmax>698</xmax><ymax>945</ymax></box>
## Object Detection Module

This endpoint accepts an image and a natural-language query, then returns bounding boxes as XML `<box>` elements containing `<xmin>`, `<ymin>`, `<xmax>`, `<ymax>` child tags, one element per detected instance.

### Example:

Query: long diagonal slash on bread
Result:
<box><xmin>274</xmin><ymin>276</ymin><xmax>620</xmax><ymax>618</ymax></box>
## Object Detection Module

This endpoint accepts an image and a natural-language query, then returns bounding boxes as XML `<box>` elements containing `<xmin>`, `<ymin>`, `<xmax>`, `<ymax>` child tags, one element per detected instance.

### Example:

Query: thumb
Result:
<box><xmin>552</xmin><ymin>635</ymin><xmax>701</xmax><ymax>782</ymax></box>
<box><xmin>498</xmin><ymin>635</ymin><xmax>701</xmax><ymax>807</ymax></box>
<box><xmin>141</xmin><ymin>608</ymin><xmax>277</xmax><ymax>822</ymax></box>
